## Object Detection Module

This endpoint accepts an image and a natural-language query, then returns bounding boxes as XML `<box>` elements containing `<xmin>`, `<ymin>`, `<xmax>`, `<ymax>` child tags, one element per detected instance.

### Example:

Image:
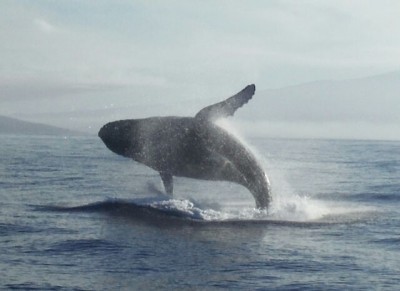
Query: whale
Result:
<box><xmin>98</xmin><ymin>84</ymin><xmax>271</xmax><ymax>209</ymax></box>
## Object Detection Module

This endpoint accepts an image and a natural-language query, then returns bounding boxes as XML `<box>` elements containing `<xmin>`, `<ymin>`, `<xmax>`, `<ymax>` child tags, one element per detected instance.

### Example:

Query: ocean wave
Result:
<box><xmin>34</xmin><ymin>194</ymin><xmax>374</xmax><ymax>227</ymax></box>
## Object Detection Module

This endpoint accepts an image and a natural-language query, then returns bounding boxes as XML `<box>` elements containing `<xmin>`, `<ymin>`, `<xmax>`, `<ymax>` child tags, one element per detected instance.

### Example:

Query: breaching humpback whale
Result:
<box><xmin>98</xmin><ymin>85</ymin><xmax>271</xmax><ymax>209</ymax></box>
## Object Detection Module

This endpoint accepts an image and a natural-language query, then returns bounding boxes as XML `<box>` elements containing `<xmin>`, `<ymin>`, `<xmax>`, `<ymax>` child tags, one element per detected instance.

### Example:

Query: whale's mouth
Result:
<box><xmin>98</xmin><ymin>124</ymin><xmax>107</xmax><ymax>140</ymax></box>
<box><xmin>98</xmin><ymin>123</ymin><xmax>116</xmax><ymax>151</ymax></box>
<box><xmin>98</xmin><ymin>120</ymin><xmax>141</xmax><ymax>157</ymax></box>
<box><xmin>98</xmin><ymin>122</ymin><xmax>116</xmax><ymax>143</ymax></box>
<box><xmin>98</xmin><ymin>122</ymin><xmax>120</xmax><ymax>141</ymax></box>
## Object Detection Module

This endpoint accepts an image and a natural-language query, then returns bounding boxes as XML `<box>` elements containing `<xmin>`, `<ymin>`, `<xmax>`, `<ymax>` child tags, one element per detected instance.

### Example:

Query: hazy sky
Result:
<box><xmin>1</xmin><ymin>0</ymin><xmax>400</xmax><ymax>134</ymax></box>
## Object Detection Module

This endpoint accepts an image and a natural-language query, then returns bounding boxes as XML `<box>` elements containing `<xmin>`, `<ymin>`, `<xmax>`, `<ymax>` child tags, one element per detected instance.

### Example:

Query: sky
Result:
<box><xmin>1</xmin><ymin>0</ymin><xmax>400</xmax><ymax>137</ymax></box>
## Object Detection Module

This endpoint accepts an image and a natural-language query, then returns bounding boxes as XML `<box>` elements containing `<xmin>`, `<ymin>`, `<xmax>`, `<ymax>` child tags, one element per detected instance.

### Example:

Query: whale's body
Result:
<box><xmin>98</xmin><ymin>85</ymin><xmax>271</xmax><ymax>209</ymax></box>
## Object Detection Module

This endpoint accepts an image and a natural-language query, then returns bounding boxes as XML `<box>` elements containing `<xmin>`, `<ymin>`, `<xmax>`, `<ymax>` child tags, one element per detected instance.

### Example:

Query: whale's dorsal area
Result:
<box><xmin>195</xmin><ymin>84</ymin><xmax>255</xmax><ymax>121</ymax></box>
<box><xmin>98</xmin><ymin>84</ymin><xmax>271</xmax><ymax>209</ymax></box>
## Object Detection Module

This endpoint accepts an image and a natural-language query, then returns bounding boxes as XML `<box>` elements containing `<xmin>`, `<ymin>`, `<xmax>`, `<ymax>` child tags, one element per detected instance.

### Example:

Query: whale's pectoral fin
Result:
<box><xmin>195</xmin><ymin>84</ymin><xmax>255</xmax><ymax>122</ymax></box>
<box><xmin>160</xmin><ymin>172</ymin><xmax>173</xmax><ymax>195</ymax></box>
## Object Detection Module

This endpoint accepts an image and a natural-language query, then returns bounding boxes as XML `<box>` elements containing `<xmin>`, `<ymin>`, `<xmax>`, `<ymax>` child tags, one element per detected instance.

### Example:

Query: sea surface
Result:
<box><xmin>1</xmin><ymin>134</ymin><xmax>399</xmax><ymax>290</ymax></box>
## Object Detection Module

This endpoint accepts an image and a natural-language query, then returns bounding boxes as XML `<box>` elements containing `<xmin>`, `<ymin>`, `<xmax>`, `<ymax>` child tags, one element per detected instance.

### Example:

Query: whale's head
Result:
<box><xmin>98</xmin><ymin>120</ymin><xmax>141</xmax><ymax>157</ymax></box>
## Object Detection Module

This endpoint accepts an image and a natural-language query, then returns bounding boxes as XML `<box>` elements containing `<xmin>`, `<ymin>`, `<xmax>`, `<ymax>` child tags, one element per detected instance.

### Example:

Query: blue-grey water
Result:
<box><xmin>1</xmin><ymin>134</ymin><xmax>399</xmax><ymax>290</ymax></box>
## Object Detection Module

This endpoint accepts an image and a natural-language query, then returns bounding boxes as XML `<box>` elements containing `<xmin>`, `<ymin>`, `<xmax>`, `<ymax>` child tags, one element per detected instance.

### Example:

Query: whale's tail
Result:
<box><xmin>195</xmin><ymin>84</ymin><xmax>255</xmax><ymax>122</ymax></box>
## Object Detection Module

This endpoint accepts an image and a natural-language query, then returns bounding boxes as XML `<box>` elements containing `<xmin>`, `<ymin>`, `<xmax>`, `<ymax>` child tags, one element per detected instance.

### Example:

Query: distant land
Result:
<box><xmin>0</xmin><ymin>115</ymin><xmax>85</xmax><ymax>136</ymax></box>
<box><xmin>231</xmin><ymin>70</ymin><xmax>400</xmax><ymax>140</ymax></box>
<box><xmin>252</xmin><ymin>70</ymin><xmax>400</xmax><ymax>124</ymax></box>
<box><xmin>2</xmin><ymin>70</ymin><xmax>399</xmax><ymax>140</ymax></box>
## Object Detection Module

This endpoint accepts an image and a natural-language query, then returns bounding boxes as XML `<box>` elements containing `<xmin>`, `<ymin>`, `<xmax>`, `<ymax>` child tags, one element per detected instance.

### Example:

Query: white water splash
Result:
<box><xmin>149</xmin><ymin>199</ymin><xmax>222</xmax><ymax>220</ymax></box>
<box><xmin>130</xmin><ymin>196</ymin><xmax>324</xmax><ymax>222</ymax></box>
<box><xmin>215</xmin><ymin>119</ymin><xmax>326</xmax><ymax>221</ymax></box>
<box><xmin>130</xmin><ymin>189</ymin><xmax>375</xmax><ymax>222</ymax></box>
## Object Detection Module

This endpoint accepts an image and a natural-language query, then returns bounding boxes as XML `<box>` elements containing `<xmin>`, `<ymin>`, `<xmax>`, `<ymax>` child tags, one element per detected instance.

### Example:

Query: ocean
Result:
<box><xmin>1</xmin><ymin>134</ymin><xmax>399</xmax><ymax>290</ymax></box>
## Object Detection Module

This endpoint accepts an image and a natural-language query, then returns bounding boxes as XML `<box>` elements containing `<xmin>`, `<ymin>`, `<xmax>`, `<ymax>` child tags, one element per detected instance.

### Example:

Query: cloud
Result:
<box><xmin>1</xmin><ymin>0</ymin><xmax>399</xmax><ymax>139</ymax></box>
<box><xmin>2</xmin><ymin>1</ymin><xmax>400</xmax><ymax>89</ymax></box>
<box><xmin>33</xmin><ymin>18</ymin><xmax>56</xmax><ymax>33</ymax></box>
